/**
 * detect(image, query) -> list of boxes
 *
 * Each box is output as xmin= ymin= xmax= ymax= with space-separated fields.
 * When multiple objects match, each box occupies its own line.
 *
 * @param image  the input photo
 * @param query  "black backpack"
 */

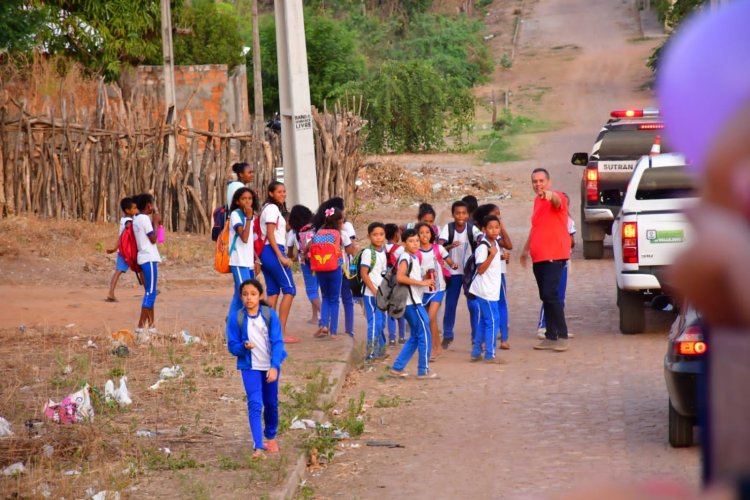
xmin=461 ymin=240 xmax=491 ymax=299
xmin=446 ymin=222 xmax=478 ymax=252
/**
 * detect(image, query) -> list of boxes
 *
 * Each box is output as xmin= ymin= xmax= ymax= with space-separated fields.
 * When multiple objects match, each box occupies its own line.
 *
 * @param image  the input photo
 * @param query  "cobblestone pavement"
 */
xmin=301 ymin=0 xmax=700 ymax=497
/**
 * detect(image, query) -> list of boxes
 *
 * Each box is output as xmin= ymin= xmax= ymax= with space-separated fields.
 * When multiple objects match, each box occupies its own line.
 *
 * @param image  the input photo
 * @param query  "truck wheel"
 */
xmin=669 ymin=399 xmax=694 ymax=447
xmin=583 ymin=240 xmax=604 ymax=259
xmin=617 ymin=288 xmax=645 ymax=334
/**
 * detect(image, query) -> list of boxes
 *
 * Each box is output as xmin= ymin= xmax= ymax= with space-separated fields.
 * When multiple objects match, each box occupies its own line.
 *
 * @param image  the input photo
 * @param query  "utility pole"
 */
xmin=160 ymin=0 xmax=177 ymax=171
xmin=252 ymin=0 xmax=265 ymax=173
xmin=274 ymin=0 xmax=319 ymax=210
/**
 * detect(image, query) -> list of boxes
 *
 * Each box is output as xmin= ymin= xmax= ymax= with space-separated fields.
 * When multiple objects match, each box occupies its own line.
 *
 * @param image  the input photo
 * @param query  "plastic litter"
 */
xmin=111 ymin=345 xmax=129 ymax=358
xmin=159 ymin=447 xmax=171 ymax=456
xmin=43 ymin=385 xmax=95 ymax=424
xmin=289 ymin=416 xmax=317 ymax=430
xmin=92 ymin=491 xmax=121 ymax=500
xmin=104 ymin=377 xmax=132 ymax=407
xmin=110 ymin=329 xmax=135 ymax=345
xmin=149 ymin=365 xmax=184 ymax=390
xmin=42 ymin=444 xmax=54 ymax=458
xmin=25 ymin=419 xmax=43 ymax=435
xmin=86 ymin=339 xmax=98 ymax=349
xmin=0 ymin=416 xmax=13 ymax=437
xmin=2 ymin=462 xmax=25 ymax=476
xmin=63 ymin=468 xmax=81 ymax=476
xmin=65 ymin=323 xmax=76 ymax=329
xmin=180 ymin=330 xmax=200 ymax=345
xmin=332 ymin=429 xmax=350 ymax=439
xmin=135 ymin=430 xmax=157 ymax=438
xmin=63 ymin=364 xmax=73 ymax=375
xmin=18 ymin=324 xmax=26 ymax=334
xmin=218 ymin=395 xmax=239 ymax=403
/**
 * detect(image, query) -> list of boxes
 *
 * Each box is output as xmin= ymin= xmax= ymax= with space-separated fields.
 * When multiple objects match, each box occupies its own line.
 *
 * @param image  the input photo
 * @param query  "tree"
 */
xmin=251 ymin=10 xmax=365 ymax=113
xmin=172 ymin=0 xmax=245 ymax=68
xmin=648 ymin=0 xmax=708 ymax=73
xmin=360 ymin=60 xmax=474 ymax=153
xmin=0 ymin=0 xmax=47 ymax=54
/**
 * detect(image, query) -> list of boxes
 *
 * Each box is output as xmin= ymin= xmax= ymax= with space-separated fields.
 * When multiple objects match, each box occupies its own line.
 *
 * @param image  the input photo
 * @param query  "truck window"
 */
xmin=598 ymin=128 xmax=671 ymax=160
xmin=635 ymin=166 xmax=696 ymax=200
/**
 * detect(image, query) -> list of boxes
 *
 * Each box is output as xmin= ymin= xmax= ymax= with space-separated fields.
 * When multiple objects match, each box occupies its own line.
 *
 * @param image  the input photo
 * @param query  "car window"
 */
xmin=598 ymin=128 xmax=671 ymax=160
xmin=635 ymin=166 xmax=696 ymax=200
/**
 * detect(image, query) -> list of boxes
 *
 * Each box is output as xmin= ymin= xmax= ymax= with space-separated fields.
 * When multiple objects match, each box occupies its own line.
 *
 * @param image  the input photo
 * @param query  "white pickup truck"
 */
xmin=612 ymin=153 xmax=698 ymax=334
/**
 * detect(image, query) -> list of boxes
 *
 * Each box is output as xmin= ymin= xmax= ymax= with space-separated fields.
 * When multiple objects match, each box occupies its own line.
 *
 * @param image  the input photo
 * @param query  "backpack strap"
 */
xmin=467 ymin=222 xmax=477 ymax=251
xmin=447 ymin=222 xmax=455 ymax=246
xmin=228 ymin=209 xmax=244 ymax=256
xmin=236 ymin=308 xmax=244 ymax=332
xmin=237 ymin=306 xmax=272 ymax=333
xmin=405 ymin=256 xmax=417 ymax=305
xmin=432 ymin=244 xmax=445 ymax=267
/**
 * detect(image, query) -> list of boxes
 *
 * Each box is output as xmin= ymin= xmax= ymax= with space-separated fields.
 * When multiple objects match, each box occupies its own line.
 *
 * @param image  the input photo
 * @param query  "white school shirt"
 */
xmin=469 ymin=239 xmax=503 ymax=301
xmin=360 ymin=247 xmax=387 ymax=297
xmin=226 ymin=181 xmax=245 ymax=208
xmin=343 ymin=221 xmax=356 ymax=241
xmin=260 ymin=204 xmax=286 ymax=248
xmin=398 ymin=253 xmax=424 ymax=305
xmin=132 ymin=214 xmax=161 ymax=265
xmin=246 ymin=312 xmax=271 ymax=371
xmin=418 ymin=245 xmax=449 ymax=292
xmin=439 ymin=223 xmax=482 ymax=275
xmin=229 ymin=210 xmax=254 ymax=268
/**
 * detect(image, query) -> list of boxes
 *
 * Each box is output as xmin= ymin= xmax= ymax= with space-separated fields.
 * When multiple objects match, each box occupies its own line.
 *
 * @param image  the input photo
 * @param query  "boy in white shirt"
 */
xmin=132 ymin=193 xmax=162 ymax=339
xmin=438 ymin=200 xmax=482 ymax=348
xmin=469 ymin=215 xmax=508 ymax=364
xmin=360 ymin=223 xmax=388 ymax=361
xmin=105 ymin=197 xmax=139 ymax=302
xmin=388 ymin=229 xmax=438 ymax=379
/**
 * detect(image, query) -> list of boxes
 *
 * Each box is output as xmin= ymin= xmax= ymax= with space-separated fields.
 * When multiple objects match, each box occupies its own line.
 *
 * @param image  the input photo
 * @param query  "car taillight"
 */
xmin=638 ymin=123 xmax=665 ymax=130
xmin=586 ymin=168 xmax=599 ymax=202
xmin=675 ymin=325 xmax=707 ymax=356
xmin=622 ymin=221 xmax=638 ymax=264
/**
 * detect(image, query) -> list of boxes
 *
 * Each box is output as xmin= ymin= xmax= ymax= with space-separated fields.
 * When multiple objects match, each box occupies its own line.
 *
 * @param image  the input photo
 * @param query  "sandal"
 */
xmin=265 ymin=439 xmax=280 ymax=453
xmin=500 ymin=342 xmax=511 ymax=350
xmin=387 ymin=370 xmax=408 ymax=379
xmin=251 ymin=449 xmax=267 ymax=461
xmin=105 ymin=297 xmax=117 ymax=303
xmin=416 ymin=373 xmax=440 ymax=380
xmin=284 ymin=335 xmax=300 ymax=344
xmin=313 ymin=327 xmax=329 ymax=339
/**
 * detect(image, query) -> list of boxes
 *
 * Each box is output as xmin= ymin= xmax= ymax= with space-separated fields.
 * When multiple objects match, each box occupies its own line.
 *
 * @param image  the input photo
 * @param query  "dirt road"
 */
xmin=302 ymin=0 xmax=700 ymax=498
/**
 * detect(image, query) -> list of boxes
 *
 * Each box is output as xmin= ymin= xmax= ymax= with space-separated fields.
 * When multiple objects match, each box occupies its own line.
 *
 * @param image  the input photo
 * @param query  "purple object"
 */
xmin=656 ymin=1 xmax=750 ymax=173
xmin=157 ymin=225 xmax=165 ymax=244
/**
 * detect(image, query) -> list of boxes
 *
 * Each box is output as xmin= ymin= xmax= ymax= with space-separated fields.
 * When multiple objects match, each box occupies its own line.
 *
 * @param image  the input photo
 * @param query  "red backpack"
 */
xmin=432 ymin=244 xmax=452 ymax=279
xmin=118 ymin=221 xmax=141 ymax=273
xmin=252 ymin=204 xmax=279 ymax=256
xmin=386 ymin=244 xmax=401 ymax=268
xmin=309 ymin=229 xmax=342 ymax=272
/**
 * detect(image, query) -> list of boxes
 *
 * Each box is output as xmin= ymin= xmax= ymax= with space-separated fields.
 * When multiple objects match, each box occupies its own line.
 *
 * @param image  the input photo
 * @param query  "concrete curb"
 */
xmin=274 ymin=338 xmax=360 ymax=500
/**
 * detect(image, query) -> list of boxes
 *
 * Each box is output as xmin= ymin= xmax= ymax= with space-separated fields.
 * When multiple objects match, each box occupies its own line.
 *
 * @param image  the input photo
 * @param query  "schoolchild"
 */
xmin=359 ymin=222 xmax=388 ymax=360
xmin=228 ymin=187 xmax=260 ymax=313
xmin=537 ymin=193 xmax=576 ymax=339
xmin=258 ymin=181 xmax=299 ymax=343
xmin=405 ymin=203 xmax=439 ymax=237
xmin=384 ymin=223 xmax=406 ymax=345
xmin=287 ymin=205 xmax=321 ymax=325
xmin=388 ymin=229 xmax=438 ymax=380
xmin=438 ymin=200 xmax=482 ymax=348
xmin=132 ymin=193 xmax=162 ymax=339
xmin=415 ymin=222 xmax=457 ymax=360
xmin=311 ymin=207 xmax=350 ymax=339
xmin=227 ymin=278 xmax=286 ymax=461
xmin=226 ymin=162 xmax=254 ymax=208
xmin=469 ymin=215 xmax=509 ymax=364
xmin=462 ymin=195 xmax=478 ymax=219
xmin=105 ymin=197 xmax=140 ymax=302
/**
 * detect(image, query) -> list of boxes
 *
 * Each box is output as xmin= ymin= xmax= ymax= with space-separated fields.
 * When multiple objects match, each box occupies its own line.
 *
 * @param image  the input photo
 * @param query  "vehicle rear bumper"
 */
xmin=617 ymin=272 xmax=662 ymax=290
xmin=664 ymin=359 xmax=702 ymax=418
xmin=583 ymin=207 xmax=615 ymax=222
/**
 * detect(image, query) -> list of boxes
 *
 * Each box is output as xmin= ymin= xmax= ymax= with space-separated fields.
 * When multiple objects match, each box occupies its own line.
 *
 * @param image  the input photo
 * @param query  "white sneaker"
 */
xmin=148 ymin=327 xmax=159 ymax=335
xmin=536 ymin=327 xmax=546 ymax=340
xmin=135 ymin=328 xmax=150 ymax=344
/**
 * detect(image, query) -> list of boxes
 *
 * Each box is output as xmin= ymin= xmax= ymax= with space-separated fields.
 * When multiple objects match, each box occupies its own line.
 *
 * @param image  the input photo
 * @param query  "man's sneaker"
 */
xmin=388 ymin=339 xmax=396 ymax=347
xmin=536 ymin=327 xmax=546 ymax=340
xmin=567 ymin=332 xmax=575 ymax=339
xmin=135 ymin=328 xmax=150 ymax=344
xmin=148 ymin=327 xmax=159 ymax=336
xmin=533 ymin=339 xmax=557 ymax=350
xmin=553 ymin=339 xmax=570 ymax=352
xmin=441 ymin=338 xmax=452 ymax=350
xmin=470 ymin=355 xmax=482 ymax=362
xmin=398 ymin=337 xmax=406 ymax=345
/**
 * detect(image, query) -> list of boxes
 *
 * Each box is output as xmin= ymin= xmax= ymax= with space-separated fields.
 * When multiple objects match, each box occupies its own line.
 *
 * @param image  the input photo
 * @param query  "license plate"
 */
xmin=645 ymin=229 xmax=684 ymax=243
xmin=599 ymin=161 xmax=635 ymax=171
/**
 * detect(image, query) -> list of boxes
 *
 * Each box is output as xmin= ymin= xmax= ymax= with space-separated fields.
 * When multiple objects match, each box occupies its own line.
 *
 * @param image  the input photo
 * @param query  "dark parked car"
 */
xmin=664 ymin=302 xmax=706 ymax=447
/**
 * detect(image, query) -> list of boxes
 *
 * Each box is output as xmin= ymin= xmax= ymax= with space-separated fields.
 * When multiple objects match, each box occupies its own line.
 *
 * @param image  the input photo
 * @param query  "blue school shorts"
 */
xmin=116 ymin=254 xmax=129 ymax=273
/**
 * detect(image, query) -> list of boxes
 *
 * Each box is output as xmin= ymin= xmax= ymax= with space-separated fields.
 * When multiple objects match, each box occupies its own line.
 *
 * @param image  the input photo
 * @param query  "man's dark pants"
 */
xmin=532 ymin=260 xmax=569 ymax=340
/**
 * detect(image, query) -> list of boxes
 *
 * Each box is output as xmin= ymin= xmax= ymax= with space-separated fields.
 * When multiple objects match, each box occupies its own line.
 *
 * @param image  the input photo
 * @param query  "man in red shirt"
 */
xmin=520 ymin=168 xmax=571 ymax=352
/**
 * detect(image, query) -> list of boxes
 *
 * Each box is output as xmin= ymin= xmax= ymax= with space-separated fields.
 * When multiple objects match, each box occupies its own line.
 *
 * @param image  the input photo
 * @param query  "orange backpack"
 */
xmin=214 ymin=210 xmax=244 ymax=273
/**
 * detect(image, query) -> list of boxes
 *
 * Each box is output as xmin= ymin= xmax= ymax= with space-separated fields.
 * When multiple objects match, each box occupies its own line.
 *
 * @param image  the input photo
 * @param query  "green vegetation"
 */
xmin=467 ymin=111 xmax=559 ymax=163
xmin=648 ymin=0 xmax=707 ymax=72
xmin=142 ymin=448 xmax=202 ymax=471
xmin=374 ymin=394 xmax=410 ymax=408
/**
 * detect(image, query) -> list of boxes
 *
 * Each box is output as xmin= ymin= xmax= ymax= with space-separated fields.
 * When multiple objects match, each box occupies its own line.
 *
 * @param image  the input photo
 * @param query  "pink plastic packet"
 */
xmin=157 ymin=225 xmax=165 ymax=244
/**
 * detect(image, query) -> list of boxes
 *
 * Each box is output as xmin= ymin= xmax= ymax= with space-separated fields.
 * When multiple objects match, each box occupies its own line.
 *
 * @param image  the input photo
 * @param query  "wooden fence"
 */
xmin=0 ymin=86 xmax=366 ymax=232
